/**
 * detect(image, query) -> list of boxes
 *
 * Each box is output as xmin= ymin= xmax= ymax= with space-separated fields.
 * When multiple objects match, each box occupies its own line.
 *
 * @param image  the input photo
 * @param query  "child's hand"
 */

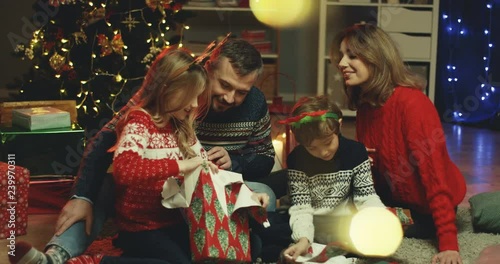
xmin=177 ymin=157 xmax=205 ymax=175
xmin=283 ymin=238 xmax=310 ymax=262
xmin=207 ymin=161 xmax=219 ymax=174
xmin=252 ymin=192 xmax=270 ymax=208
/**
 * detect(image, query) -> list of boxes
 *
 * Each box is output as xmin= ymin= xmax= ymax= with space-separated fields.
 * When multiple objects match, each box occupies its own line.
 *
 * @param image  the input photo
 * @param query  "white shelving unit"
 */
xmin=317 ymin=0 xmax=440 ymax=117
xmin=182 ymin=5 xmax=280 ymax=101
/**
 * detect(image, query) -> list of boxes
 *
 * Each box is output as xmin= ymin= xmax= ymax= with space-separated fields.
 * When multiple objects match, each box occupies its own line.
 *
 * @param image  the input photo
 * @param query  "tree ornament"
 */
xmin=97 ymin=34 xmax=113 ymax=57
xmin=142 ymin=45 xmax=162 ymax=64
xmin=25 ymin=48 xmax=35 ymax=60
xmin=121 ymin=12 xmax=140 ymax=32
xmin=43 ymin=42 xmax=56 ymax=55
xmin=97 ymin=34 xmax=125 ymax=57
xmin=81 ymin=7 xmax=106 ymax=28
xmin=49 ymin=53 xmax=66 ymax=71
xmin=72 ymin=31 xmax=88 ymax=45
xmin=111 ymin=34 xmax=125 ymax=55
xmin=146 ymin=0 xmax=183 ymax=11
xmin=145 ymin=0 xmax=161 ymax=10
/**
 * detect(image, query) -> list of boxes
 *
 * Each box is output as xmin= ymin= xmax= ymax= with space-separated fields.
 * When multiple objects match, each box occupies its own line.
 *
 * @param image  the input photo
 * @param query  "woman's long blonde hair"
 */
xmin=113 ymin=47 xmax=210 ymax=158
xmin=330 ymin=23 xmax=427 ymax=110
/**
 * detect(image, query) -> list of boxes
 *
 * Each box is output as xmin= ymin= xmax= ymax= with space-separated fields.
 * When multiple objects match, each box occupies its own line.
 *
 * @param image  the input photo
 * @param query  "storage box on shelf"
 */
xmin=317 ymin=0 xmax=439 ymax=116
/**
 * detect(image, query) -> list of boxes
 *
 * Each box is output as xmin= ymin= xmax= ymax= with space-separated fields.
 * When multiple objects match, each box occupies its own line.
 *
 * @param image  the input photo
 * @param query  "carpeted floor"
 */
xmin=360 ymin=207 xmax=500 ymax=264
xmin=84 ymin=207 xmax=500 ymax=264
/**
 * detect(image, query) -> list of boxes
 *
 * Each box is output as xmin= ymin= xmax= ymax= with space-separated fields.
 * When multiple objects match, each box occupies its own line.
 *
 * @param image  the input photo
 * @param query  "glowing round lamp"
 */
xmin=249 ymin=0 xmax=312 ymax=28
xmin=349 ymin=207 xmax=403 ymax=257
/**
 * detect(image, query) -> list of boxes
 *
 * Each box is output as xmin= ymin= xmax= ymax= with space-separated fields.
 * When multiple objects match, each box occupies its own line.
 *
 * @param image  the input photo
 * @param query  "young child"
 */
xmin=109 ymin=46 xmax=270 ymax=263
xmin=330 ymin=23 xmax=466 ymax=264
xmin=107 ymin=47 xmax=214 ymax=263
xmin=281 ymin=95 xmax=385 ymax=261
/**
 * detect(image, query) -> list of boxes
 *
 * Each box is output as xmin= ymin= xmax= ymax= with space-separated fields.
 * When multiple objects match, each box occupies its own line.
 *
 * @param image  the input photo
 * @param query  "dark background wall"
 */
xmin=435 ymin=0 xmax=500 ymax=124
xmin=0 ymin=1 xmax=35 ymax=100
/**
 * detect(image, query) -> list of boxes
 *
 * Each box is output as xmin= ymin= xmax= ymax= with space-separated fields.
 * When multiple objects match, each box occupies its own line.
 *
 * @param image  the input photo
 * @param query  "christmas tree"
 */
xmin=10 ymin=0 xmax=193 ymax=130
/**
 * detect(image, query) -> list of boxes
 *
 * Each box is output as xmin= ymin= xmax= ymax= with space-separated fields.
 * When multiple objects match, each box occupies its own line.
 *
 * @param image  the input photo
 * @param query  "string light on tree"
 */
xmin=11 ymin=0 xmax=193 ymax=129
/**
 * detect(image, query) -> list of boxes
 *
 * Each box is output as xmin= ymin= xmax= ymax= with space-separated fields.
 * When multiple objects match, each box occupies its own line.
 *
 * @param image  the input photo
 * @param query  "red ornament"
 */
xmin=67 ymin=70 xmax=77 ymax=80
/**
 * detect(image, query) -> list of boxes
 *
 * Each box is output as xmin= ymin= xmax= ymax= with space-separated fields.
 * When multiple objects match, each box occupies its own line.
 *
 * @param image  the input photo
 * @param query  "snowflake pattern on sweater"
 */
xmin=112 ymin=110 xmax=206 ymax=232
xmin=287 ymin=136 xmax=385 ymax=244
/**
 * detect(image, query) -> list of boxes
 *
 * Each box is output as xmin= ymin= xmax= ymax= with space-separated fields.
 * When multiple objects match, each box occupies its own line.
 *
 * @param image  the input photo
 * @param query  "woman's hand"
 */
xmin=283 ymin=238 xmax=310 ymax=263
xmin=252 ymin=192 xmax=270 ymax=209
xmin=432 ymin=250 xmax=463 ymax=264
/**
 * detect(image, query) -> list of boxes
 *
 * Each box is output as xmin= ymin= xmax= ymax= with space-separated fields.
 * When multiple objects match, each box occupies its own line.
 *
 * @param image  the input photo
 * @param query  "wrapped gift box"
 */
xmin=12 ymin=106 xmax=71 ymax=131
xmin=161 ymin=166 xmax=268 ymax=262
xmin=0 ymin=162 xmax=29 ymax=239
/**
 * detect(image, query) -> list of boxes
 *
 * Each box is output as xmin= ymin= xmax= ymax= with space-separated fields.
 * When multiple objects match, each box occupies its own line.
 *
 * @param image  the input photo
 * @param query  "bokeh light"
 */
xmin=249 ymin=0 xmax=313 ymax=28
xmin=350 ymin=207 xmax=403 ymax=256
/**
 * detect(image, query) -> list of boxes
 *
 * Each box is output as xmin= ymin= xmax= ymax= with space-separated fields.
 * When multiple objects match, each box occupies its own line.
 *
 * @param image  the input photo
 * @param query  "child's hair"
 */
xmin=113 ymin=47 xmax=210 ymax=158
xmin=289 ymin=96 xmax=343 ymax=147
xmin=330 ymin=23 xmax=427 ymax=110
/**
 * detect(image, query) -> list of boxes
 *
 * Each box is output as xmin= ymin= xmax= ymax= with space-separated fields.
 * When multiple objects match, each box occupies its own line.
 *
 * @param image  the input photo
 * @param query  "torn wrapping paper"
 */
xmin=288 ymin=243 xmax=357 ymax=264
xmin=161 ymin=164 xmax=269 ymax=262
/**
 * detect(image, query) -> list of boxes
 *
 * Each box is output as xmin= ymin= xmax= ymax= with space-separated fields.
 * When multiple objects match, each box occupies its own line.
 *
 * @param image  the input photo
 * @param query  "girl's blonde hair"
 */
xmin=290 ymin=96 xmax=343 ymax=147
xmin=114 ymin=47 xmax=210 ymax=158
xmin=330 ymin=23 xmax=427 ymax=110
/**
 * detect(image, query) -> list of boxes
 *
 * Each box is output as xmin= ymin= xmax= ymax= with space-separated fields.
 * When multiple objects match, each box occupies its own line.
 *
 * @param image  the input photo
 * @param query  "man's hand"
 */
xmin=283 ymin=237 xmax=310 ymax=263
xmin=207 ymin=146 xmax=232 ymax=170
xmin=55 ymin=198 xmax=93 ymax=236
xmin=432 ymin=250 xmax=463 ymax=264
xmin=252 ymin=192 xmax=270 ymax=209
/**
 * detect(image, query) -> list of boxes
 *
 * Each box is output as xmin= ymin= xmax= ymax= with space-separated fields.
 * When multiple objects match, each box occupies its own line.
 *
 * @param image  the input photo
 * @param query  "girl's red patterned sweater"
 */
xmin=112 ymin=110 xmax=205 ymax=232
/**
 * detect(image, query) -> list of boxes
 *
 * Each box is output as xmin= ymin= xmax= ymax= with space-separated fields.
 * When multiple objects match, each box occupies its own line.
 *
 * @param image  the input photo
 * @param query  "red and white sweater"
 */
xmin=356 ymin=87 xmax=466 ymax=252
xmin=112 ymin=110 xmax=206 ymax=232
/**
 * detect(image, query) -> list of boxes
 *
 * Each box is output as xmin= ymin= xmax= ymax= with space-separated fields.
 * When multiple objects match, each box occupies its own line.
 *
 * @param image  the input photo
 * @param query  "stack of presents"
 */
xmin=0 ymin=101 xmax=80 ymax=238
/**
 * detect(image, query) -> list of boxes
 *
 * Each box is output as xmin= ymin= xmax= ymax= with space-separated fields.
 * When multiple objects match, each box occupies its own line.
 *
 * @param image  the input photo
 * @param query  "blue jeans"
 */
xmin=45 ymin=175 xmax=115 ymax=257
xmin=45 ymin=175 xmax=276 ymax=258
